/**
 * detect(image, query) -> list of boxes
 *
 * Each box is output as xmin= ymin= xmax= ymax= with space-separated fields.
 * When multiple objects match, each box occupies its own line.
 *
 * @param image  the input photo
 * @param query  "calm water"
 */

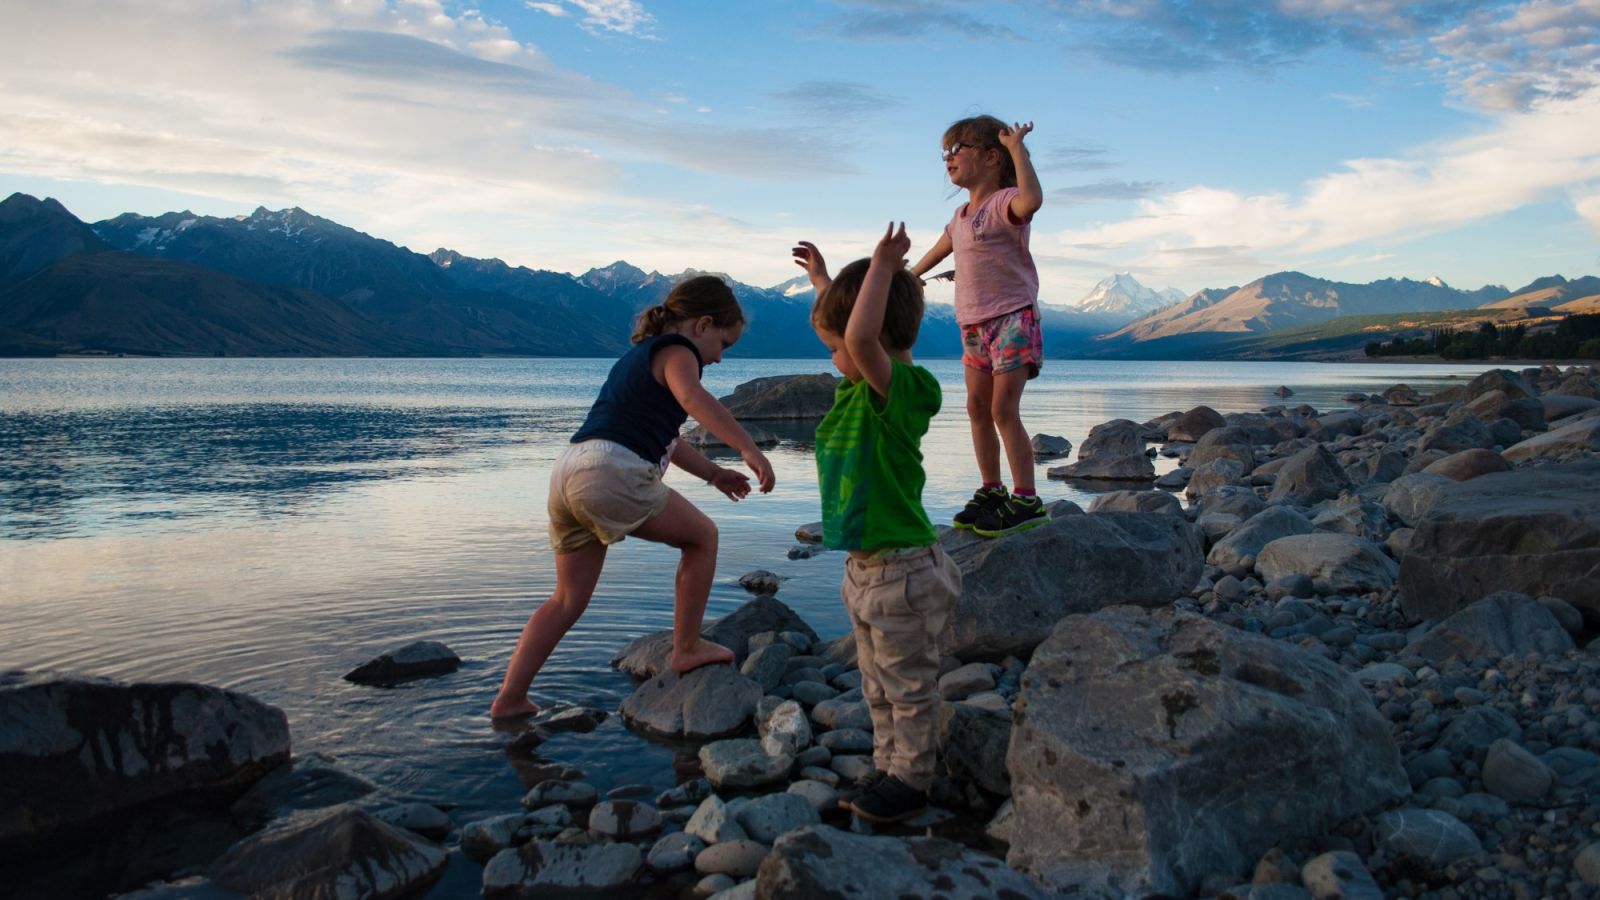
xmin=0 ymin=356 xmax=1500 ymax=893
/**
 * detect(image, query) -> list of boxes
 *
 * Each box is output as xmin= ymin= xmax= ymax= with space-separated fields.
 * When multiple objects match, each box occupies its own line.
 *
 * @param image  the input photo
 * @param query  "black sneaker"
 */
xmin=972 ymin=494 xmax=1048 ymax=538
xmin=952 ymin=486 xmax=1008 ymax=530
xmin=835 ymin=770 xmax=885 ymax=809
xmin=845 ymin=774 xmax=927 ymax=824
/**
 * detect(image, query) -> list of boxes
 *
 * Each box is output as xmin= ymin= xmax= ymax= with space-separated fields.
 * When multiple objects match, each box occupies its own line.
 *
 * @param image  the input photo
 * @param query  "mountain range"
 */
xmin=1 ymin=191 xmax=1594 ymax=360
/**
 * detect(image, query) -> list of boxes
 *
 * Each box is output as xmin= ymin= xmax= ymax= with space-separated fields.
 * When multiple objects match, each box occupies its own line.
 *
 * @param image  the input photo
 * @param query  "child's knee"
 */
xmin=966 ymin=392 xmax=992 ymax=420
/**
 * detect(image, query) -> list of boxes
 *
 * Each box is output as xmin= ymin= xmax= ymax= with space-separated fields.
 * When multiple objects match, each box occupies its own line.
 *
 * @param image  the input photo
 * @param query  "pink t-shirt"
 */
xmin=946 ymin=186 xmax=1039 ymax=326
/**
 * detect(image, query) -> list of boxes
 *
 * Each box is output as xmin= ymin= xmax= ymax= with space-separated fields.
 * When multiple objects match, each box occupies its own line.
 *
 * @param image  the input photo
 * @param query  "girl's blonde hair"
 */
xmin=943 ymin=115 xmax=1016 ymax=189
xmin=631 ymin=275 xmax=745 ymax=344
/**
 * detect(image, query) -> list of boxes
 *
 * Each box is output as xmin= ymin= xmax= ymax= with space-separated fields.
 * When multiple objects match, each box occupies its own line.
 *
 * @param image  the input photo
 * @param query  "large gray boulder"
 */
xmin=1206 ymin=506 xmax=1314 ymax=572
xmin=1006 ymin=608 xmax=1407 ymax=898
xmin=1048 ymin=419 xmax=1154 ymax=481
xmin=1256 ymin=533 xmax=1399 ymax=594
xmin=717 ymin=373 xmax=839 ymax=419
xmin=938 ymin=700 xmax=1012 ymax=796
xmin=1268 ymin=443 xmax=1352 ymax=506
xmin=1188 ymin=425 xmax=1258 ymax=474
xmin=0 ymin=672 xmax=290 ymax=849
xmin=937 ymin=512 xmax=1205 ymax=659
xmin=611 ymin=596 xmax=818 ymax=677
xmin=1167 ymin=406 xmax=1227 ymax=443
xmin=1467 ymin=368 xmax=1536 ymax=401
xmin=1397 ymin=463 xmax=1600 ymax=621
xmin=1417 ymin=409 xmax=1495 ymax=455
xmin=1401 ymin=592 xmax=1575 ymax=663
xmin=756 ymin=825 xmax=1051 ymax=899
xmin=209 ymin=804 xmax=447 ymax=899
xmin=619 ymin=665 xmax=761 ymax=740
xmin=1503 ymin=416 xmax=1600 ymax=463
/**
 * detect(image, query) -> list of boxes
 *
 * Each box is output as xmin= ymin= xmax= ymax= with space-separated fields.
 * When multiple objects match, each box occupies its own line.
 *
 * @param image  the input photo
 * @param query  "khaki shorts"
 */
xmin=547 ymin=439 xmax=670 ymax=553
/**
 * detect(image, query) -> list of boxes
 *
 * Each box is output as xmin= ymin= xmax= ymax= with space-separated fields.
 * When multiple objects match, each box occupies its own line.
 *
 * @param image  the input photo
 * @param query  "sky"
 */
xmin=3 ymin=0 xmax=1599 ymax=307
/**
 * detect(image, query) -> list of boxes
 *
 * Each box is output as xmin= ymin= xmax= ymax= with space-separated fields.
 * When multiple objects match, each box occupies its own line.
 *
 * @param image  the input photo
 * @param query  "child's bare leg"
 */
xmin=991 ymin=369 xmax=1035 ymax=493
xmin=489 ymin=540 xmax=607 ymax=717
xmin=964 ymin=366 xmax=1003 ymax=486
xmin=631 ymin=489 xmax=734 ymax=673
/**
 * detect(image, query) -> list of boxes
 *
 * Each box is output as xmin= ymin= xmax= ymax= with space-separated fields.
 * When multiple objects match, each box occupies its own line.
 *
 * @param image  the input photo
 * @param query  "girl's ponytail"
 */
xmin=630 ymin=275 xmax=745 ymax=343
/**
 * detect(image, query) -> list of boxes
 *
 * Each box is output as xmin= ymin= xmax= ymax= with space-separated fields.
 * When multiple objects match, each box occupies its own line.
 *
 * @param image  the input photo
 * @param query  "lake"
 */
xmin=0 ymin=355 xmax=1502 ymax=895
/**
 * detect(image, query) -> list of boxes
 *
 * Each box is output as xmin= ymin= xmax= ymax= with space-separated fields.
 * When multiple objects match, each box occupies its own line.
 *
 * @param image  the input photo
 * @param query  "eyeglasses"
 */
xmin=941 ymin=142 xmax=975 ymax=161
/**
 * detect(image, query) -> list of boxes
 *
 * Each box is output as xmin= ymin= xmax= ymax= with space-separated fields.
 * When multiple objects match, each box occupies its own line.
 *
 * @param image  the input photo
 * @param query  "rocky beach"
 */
xmin=6 ymin=364 xmax=1600 ymax=899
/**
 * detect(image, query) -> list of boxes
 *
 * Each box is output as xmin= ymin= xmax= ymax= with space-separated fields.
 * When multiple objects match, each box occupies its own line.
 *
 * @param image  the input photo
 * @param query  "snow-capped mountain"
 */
xmin=1072 ymin=272 xmax=1186 ymax=320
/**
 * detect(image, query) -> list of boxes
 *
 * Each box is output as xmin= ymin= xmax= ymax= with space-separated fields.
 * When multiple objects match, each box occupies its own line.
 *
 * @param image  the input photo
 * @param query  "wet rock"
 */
xmin=1031 ymin=433 xmax=1072 ymax=458
xmin=794 ymin=522 xmax=824 ymax=544
xmin=732 ymin=793 xmax=818 ymax=844
xmin=683 ymin=423 xmax=778 ymax=450
xmin=1156 ymin=467 xmax=1192 ymax=489
xmin=717 ymin=373 xmax=839 ymax=420
xmin=1 ymin=671 xmax=290 ymax=847
xmin=373 ymin=802 xmax=452 ymax=842
xmin=619 ymin=665 xmax=761 ymax=741
xmin=482 ymin=839 xmax=641 ymax=897
xmin=343 ymin=640 xmax=460 ymax=684
xmin=698 ymin=739 xmax=793 ymax=791
xmin=522 ymin=781 xmax=597 ymax=808
xmin=1006 ymin=608 xmax=1407 ymax=898
xmin=587 ymin=800 xmax=662 ymax=839
xmin=210 ymin=805 xmax=446 ymax=899
xmin=1256 ymin=533 xmax=1399 ymax=594
xmin=756 ymin=825 xmax=1050 ymax=899
xmin=737 ymin=570 xmax=781 ymax=596
xmin=937 ymin=512 xmax=1204 ymax=659
xmin=229 ymin=752 xmax=379 ymax=820
xmin=1048 ymin=418 xmax=1154 ymax=480
xmin=611 ymin=596 xmax=819 ymax=677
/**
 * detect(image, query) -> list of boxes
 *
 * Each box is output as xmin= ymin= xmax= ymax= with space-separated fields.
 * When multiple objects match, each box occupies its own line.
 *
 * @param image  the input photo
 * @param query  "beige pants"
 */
xmin=547 ymin=439 xmax=670 ymax=553
xmin=841 ymin=544 xmax=962 ymax=790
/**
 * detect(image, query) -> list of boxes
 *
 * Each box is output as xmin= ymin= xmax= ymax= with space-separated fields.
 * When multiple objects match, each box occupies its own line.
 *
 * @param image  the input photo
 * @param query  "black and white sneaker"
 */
xmin=952 ymin=486 xmax=1007 ymax=530
xmin=973 ymin=494 xmax=1047 ymax=538
xmin=845 ymin=774 xmax=928 ymax=824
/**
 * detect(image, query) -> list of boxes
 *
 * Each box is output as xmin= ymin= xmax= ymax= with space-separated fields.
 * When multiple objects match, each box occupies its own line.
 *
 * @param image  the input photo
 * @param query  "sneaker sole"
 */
xmin=845 ymin=800 xmax=928 ymax=825
xmin=951 ymin=520 xmax=977 ymax=531
xmin=972 ymin=516 xmax=1048 ymax=539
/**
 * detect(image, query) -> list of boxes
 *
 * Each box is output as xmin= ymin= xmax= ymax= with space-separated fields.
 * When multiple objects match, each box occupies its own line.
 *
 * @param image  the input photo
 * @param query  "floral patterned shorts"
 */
xmin=961 ymin=305 xmax=1043 ymax=378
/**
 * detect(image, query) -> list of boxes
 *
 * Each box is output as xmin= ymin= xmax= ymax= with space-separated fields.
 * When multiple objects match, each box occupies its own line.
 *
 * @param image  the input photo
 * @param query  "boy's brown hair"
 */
xmin=811 ymin=258 xmax=924 ymax=351
xmin=944 ymin=114 xmax=1016 ymax=189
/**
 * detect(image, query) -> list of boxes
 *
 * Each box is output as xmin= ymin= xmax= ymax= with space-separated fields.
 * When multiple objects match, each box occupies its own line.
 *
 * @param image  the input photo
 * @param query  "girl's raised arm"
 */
xmin=999 ymin=121 xmax=1042 ymax=223
xmin=658 ymin=347 xmax=776 ymax=493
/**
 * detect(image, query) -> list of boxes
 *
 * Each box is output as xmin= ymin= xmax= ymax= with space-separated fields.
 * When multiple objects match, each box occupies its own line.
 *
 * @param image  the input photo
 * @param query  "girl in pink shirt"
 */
xmin=910 ymin=115 xmax=1046 ymax=537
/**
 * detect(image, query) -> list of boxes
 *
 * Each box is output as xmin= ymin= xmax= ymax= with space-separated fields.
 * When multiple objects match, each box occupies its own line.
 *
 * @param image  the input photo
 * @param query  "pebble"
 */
xmin=693 ymin=839 xmax=770 ymax=878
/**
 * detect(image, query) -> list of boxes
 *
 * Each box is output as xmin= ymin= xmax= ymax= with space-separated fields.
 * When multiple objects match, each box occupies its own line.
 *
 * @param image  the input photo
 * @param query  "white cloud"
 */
xmin=526 ymin=2 xmax=568 ymax=16
xmin=567 ymin=0 xmax=656 ymax=36
xmin=1577 ymin=192 xmax=1600 ymax=235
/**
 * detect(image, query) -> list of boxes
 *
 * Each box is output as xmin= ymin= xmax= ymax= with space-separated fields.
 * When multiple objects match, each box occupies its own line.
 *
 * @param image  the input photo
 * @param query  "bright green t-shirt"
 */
xmin=814 ymin=359 xmax=941 ymax=551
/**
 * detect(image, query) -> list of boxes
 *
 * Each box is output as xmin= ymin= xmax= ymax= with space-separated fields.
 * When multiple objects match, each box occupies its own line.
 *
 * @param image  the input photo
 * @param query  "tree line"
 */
xmin=1365 ymin=315 xmax=1600 ymax=360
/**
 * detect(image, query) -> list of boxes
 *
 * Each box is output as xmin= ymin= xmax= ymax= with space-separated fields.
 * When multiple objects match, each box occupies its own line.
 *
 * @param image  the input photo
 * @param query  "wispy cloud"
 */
xmin=1039 ymin=143 xmax=1119 ymax=173
xmin=771 ymin=81 xmax=897 ymax=120
xmin=1055 ymin=179 xmax=1163 ymax=204
xmin=809 ymin=0 xmax=1024 ymax=42
xmin=527 ymin=0 xmax=656 ymax=37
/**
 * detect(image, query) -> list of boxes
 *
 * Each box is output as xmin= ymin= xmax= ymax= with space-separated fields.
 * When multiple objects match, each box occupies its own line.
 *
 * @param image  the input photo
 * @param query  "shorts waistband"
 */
xmin=847 ymin=544 xmax=941 ymax=570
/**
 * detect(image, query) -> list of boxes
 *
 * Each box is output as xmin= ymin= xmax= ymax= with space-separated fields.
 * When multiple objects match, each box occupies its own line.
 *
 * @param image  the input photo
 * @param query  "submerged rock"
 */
xmin=619 ymin=665 xmax=760 ymax=741
xmin=343 ymin=640 xmax=460 ymax=684
xmin=209 ymin=805 xmax=447 ymax=899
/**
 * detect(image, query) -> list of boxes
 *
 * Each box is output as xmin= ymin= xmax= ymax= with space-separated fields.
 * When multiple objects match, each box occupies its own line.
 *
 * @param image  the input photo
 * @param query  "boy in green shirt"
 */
xmin=791 ymin=223 xmax=963 ymax=823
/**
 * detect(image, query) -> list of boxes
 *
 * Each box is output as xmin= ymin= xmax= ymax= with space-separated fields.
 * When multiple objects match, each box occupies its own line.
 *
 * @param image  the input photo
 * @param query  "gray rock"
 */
xmin=1256 ymin=533 xmax=1399 ymax=594
xmin=1006 ymin=608 xmax=1407 ymax=898
xmin=1538 ymin=595 xmax=1585 ymax=636
xmin=1309 ymin=495 xmax=1390 ymax=543
xmin=937 ymin=511 xmax=1205 ymax=659
xmin=1156 ymin=467 xmax=1193 ymax=489
xmin=683 ymin=423 xmax=778 ymax=450
xmin=939 ymin=701 xmax=1012 ymax=796
xmin=685 ymin=795 xmax=747 ymax=844
xmin=1208 ymin=506 xmax=1314 ymax=572
xmin=1267 ymin=443 xmax=1351 ymax=506
xmin=738 ymin=643 xmax=792 ymax=693
xmin=482 ymin=839 xmax=641 ymax=896
xmin=1186 ymin=458 xmax=1246 ymax=500
xmin=1300 ymin=851 xmax=1382 ymax=900
xmin=619 ymin=665 xmax=761 ymax=741
xmin=694 ymin=840 xmax=769 ymax=878
xmin=1576 ymin=842 xmax=1600 ymax=886
xmin=1168 ymin=405 xmax=1227 ymax=443
xmin=708 ymin=879 xmax=757 ymax=900
xmin=1049 ymin=418 xmax=1154 ymax=480
xmin=694 ymin=873 xmax=738 ymax=897
xmin=373 ymin=802 xmax=452 ymax=841
xmin=1483 ymin=738 xmax=1555 ymax=802
xmin=1087 ymin=490 xmax=1185 ymax=517
xmin=210 ymin=805 xmax=446 ymax=899
xmin=1396 ymin=463 xmax=1600 ymax=621
xmin=460 ymin=812 xmax=526 ymax=864
xmin=1436 ymin=706 xmax=1523 ymax=755
xmin=732 ymin=793 xmax=819 ymax=844
xmin=611 ymin=596 xmax=819 ymax=677
xmin=737 ymin=570 xmax=781 ymax=596
xmin=818 ymin=728 xmax=873 ymax=753
xmin=1379 ymin=473 xmax=1457 ymax=527
xmin=757 ymin=699 xmax=812 ymax=758
xmin=755 ymin=825 xmax=1050 ymax=899
xmin=1418 ymin=408 xmax=1495 ymax=455
xmin=1401 ymin=591 xmax=1574 ymax=663
xmin=717 ymin=373 xmax=840 ymax=420
xmin=587 ymin=800 xmax=662 ymax=839
xmin=229 ymin=751 xmax=379 ymax=821
xmin=1031 ymin=433 xmax=1072 ymax=458
xmin=1189 ymin=425 xmax=1259 ymax=474
xmin=788 ymin=681 xmax=837 ymax=707
xmin=1373 ymin=808 xmax=1482 ymax=867
xmin=1504 ymin=415 xmax=1600 ymax=462
xmin=830 ymin=755 xmax=877 ymax=783
xmin=656 ymin=778 xmax=713 ymax=809
xmin=1357 ymin=447 xmax=1409 ymax=485
xmin=343 ymin=640 xmax=460 ymax=683
xmin=1543 ymin=394 xmax=1600 ymax=421
xmin=784 ymin=780 xmax=838 ymax=814
xmin=1 ymin=671 xmax=290 ymax=846
xmin=810 ymin=695 xmax=872 ymax=731
xmin=646 ymin=831 xmax=705 ymax=874
xmin=794 ymin=522 xmax=824 ymax=544
xmin=698 ymin=739 xmax=793 ymax=791
xmin=1423 ymin=448 xmax=1512 ymax=482
xmin=938 ymin=662 xmax=997 ymax=700
xmin=523 ymin=781 xmax=597 ymax=808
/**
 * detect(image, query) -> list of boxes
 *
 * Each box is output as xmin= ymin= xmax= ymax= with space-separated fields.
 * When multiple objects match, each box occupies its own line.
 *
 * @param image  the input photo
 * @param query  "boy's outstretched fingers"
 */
xmin=745 ymin=449 xmax=775 ymax=493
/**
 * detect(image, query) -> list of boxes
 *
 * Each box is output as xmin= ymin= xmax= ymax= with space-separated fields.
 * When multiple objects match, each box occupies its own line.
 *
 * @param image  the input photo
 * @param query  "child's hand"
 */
xmin=743 ymin=448 xmax=776 ymax=493
xmin=871 ymin=222 xmax=910 ymax=269
xmin=998 ymin=121 xmax=1033 ymax=152
xmin=708 ymin=466 xmax=752 ymax=501
xmin=792 ymin=241 xmax=829 ymax=283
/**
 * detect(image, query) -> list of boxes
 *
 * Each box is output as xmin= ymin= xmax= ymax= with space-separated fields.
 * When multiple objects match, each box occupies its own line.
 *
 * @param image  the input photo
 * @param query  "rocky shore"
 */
xmin=5 ymin=364 xmax=1600 ymax=899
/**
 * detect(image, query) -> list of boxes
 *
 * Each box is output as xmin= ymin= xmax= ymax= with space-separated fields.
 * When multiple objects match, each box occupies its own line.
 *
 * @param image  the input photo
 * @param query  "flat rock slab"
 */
xmin=619 ymin=665 xmax=761 ymax=741
xmin=209 ymin=804 xmax=447 ymax=899
xmin=756 ymin=824 xmax=1050 ymax=899
xmin=482 ymin=839 xmax=641 ymax=897
xmin=1402 ymin=591 xmax=1574 ymax=664
xmin=699 ymin=739 xmax=793 ymax=791
xmin=612 ymin=597 xmax=819 ymax=678
xmin=1396 ymin=462 xmax=1600 ymax=621
xmin=1006 ymin=607 xmax=1407 ymax=898
xmin=1256 ymin=532 xmax=1399 ymax=594
xmin=343 ymin=640 xmax=460 ymax=684
xmin=1 ymin=671 xmax=290 ymax=847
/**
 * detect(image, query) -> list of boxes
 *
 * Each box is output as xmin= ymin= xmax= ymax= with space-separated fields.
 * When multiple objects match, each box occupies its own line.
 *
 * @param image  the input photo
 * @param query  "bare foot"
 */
xmin=489 ymin=696 xmax=541 ymax=719
xmin=670 ymin=639 xmax=735 ymax=674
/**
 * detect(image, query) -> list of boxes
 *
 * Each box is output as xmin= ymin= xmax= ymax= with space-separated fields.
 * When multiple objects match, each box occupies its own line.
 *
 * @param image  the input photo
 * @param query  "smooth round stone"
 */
xmin=790 ymin=681 xmax=839 ymax=706
xmin=1575 ymin=842 xmax=1600 ymax=886
xmin=830 ymin=754 xmax=877 ymax=783
xmin=646 ymin=831 xmax=705 ymax=874
xmin=1484 ymin=739 xmax=1555 ymax=802
xmin=819 ymin=728 xmax=874 ymax=753
xmin=1375 ymin=808 xmax=1482 ymax=866
xmin=830 ymin=670 xmax=863 ymax=691
xmin=794 ymin=745 xmax=831 ymax=768
xmin=588 ymin=799 xmax=662 ymax=838
xmin=798 ymin=766 xmax=839 ymax=786
xmin=523 ymin=780 xmax=598 ymax=808
xmin=373 ymin=802 xmax=452 ymax=841
xmin=786 ymin=780 xmax=840 ymax=814
xmin=733 ymin=792 xmax=820 ymax=843
xmin=694 ymin=873 xmax=738 ymax=897
xmin=694 ymin=839 xmax=770 ymax=878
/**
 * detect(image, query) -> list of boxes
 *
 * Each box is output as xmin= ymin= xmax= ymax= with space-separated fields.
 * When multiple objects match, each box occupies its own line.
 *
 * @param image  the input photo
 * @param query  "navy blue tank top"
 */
xmin=571 ymin=333 xmax=704 ymax=464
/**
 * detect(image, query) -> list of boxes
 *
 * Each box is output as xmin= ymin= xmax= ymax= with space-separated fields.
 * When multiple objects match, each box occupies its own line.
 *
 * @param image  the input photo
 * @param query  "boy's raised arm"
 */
xmin=844 ymin=222 xmax=910 ymax=399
